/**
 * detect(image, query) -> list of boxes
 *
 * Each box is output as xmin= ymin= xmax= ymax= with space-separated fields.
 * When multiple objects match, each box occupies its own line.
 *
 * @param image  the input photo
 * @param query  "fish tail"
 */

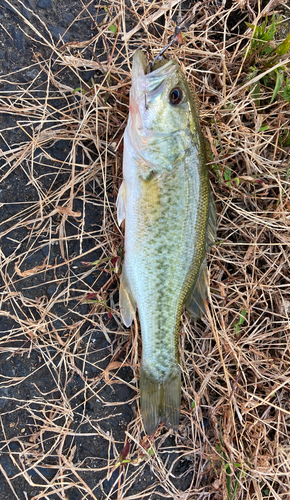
xmin=140 ymin=364 xmax=181 ymax=435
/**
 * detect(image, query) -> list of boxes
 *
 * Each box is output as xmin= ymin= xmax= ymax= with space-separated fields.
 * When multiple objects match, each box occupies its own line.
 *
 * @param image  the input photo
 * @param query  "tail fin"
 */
xmin=140 ymin=365 xmax=181 ymax=435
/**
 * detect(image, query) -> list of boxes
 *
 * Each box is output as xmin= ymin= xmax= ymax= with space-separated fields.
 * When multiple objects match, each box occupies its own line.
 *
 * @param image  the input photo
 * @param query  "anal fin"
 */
xmin=140 ymin=365 xmax=181 ymax=435
xmin=185 ymin=258 xmax=208 ymax=320
xmin=119 ymin=268 xmax=136 ymax=327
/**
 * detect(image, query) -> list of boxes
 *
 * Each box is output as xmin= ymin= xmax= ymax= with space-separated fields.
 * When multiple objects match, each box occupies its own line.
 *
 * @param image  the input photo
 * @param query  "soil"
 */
xmin=0 ymin=1 xmax=194 ymax=499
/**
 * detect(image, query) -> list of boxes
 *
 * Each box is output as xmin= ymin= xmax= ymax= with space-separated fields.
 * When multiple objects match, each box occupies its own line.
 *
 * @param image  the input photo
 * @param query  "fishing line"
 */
xmin=148 ymin=1 xmax=190 ymax=72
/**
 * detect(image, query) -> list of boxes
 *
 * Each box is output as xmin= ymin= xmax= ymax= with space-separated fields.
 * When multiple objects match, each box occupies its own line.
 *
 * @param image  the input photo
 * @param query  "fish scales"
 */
xmin=117 ymin=50 xmax=216 ymax=434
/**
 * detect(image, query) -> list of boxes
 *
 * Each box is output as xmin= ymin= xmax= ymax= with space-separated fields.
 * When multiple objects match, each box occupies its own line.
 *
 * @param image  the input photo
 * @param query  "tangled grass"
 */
xmin=0 ymin=0 xmax=290 ymax=498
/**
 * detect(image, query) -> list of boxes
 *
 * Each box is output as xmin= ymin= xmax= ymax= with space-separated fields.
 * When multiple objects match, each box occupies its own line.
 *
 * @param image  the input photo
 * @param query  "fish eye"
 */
xmin=169 ymin=87 xmax=183 ymax=105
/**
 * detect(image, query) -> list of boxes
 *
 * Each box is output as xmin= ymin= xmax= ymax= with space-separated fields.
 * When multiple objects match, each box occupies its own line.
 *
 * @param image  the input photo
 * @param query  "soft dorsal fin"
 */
xmin=207 ymin=191 xmax=217 ymax=248
xmin=185 ymin=192 xmax=217 ymax=319
xmin=185 ymin=257 xmax=208 ymax=319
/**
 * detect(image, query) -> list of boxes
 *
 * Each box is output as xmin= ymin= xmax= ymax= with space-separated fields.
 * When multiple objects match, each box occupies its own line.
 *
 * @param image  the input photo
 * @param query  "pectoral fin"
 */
xmin=119 ymin=268 xmax=136 ymax=327
xmin=185 ymin=258 xmax=208 ymax=319
xmin=116 ymin=181 xmax=127 ymax=225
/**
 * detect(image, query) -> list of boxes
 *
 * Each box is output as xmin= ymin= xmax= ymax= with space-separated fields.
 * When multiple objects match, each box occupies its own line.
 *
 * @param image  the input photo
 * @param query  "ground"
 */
xmin=0 ymin=0 xmax=290 ymax=499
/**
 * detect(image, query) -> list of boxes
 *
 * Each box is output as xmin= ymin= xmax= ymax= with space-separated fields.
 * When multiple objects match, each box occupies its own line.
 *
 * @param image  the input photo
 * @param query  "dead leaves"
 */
xmin=55 ymin=205 xmax=81 ymax=218
xmin=15 ymin=256 xmax=52 ymax=277
xmin=103 ymin=360 xmax=130 ymax=384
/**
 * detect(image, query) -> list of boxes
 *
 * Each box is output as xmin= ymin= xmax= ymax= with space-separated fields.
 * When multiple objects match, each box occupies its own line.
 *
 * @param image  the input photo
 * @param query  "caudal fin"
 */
xmin=140 ymin=365 xmax=181 ymax=435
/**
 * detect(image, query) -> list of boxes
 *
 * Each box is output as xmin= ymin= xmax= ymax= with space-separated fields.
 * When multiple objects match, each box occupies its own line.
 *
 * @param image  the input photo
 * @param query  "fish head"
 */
xmin=127 ymin=50 xmax=198 ymax=174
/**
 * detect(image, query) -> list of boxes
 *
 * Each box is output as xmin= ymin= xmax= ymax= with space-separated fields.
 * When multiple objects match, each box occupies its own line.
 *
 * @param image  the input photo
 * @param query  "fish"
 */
xmin=116 ymin=50 xmax=216 ymax=434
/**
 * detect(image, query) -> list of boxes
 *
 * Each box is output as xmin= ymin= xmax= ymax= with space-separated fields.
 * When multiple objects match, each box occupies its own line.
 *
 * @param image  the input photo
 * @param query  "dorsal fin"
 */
xmin=207 ymin=191 xmax=217 ymax=248
xmin=185 ymin=192 xmax=216 ymax=319
xmin=185 ymin=257 xmax=208 ymax=319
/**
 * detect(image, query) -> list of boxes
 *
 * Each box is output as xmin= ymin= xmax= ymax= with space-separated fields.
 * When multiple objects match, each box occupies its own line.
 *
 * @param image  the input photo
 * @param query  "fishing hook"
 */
xmin=148 ymin=4 xmax=190 ymax=72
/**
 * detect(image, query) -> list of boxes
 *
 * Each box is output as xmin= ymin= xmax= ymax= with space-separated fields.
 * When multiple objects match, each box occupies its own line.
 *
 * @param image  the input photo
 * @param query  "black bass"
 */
xmin=117 ymin=50 xmax=216 ymax=434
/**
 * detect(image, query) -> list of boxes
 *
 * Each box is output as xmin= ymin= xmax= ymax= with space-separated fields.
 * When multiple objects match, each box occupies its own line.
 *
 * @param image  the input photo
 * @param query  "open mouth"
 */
xmin=132 ymin=50 xmax=175 ymax=80
xmin=147 ymin=56 xmax=170 ymax=74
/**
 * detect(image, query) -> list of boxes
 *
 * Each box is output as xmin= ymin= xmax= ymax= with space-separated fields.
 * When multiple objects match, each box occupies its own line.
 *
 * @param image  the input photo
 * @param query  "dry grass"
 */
xmin=0 ymin=0 xmax=290 ymax=499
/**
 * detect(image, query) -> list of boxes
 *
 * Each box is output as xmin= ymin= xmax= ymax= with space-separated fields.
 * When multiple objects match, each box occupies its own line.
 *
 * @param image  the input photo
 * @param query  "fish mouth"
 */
xmin=132 ymin=50 xmax=176 ymax=91
xmin=132 ymin=50 xmax=147 ymax=79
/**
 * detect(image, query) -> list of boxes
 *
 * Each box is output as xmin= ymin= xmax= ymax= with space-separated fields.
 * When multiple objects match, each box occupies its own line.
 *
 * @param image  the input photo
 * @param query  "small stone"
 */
xmin=96 ymin=11 xmax=106 ymax=25
xmin=87 ymin=4 xmax=95 ymax=15
xmin=22 ymin=4 xmax=32 ymax=20
xmin=14 ymin=30 xmax=25 ymax=51
xmin=26 ymin=69 xmax=39 ymax=79
xmin=80 ymin=303 xmax=89 ymax=316
xmin=37 ymin=0 xmax=52 ymax=8
xmin=27 ymin=466 xmax=56 ymax=480
xmin=54 ymin=139 xmax=68 ymax=150
xmin=48 ymin=25 xmax=70 ymax=43
xmin=1 ymin=0 xmax=17 ymax=14
xmin=47 ymin=283 xmax=58 ymax=297
xmin=83 ymin=69 xmax=94 ymax=82
xmin=51 ymin=319 xmax=64 ymax=331
xmin=0 ymin=387 xmax=8 ymax=409
xmin=41 ymin=245 xmax=49 ymax=257
xmin=62 ymin=12 xmax=75 ymax=25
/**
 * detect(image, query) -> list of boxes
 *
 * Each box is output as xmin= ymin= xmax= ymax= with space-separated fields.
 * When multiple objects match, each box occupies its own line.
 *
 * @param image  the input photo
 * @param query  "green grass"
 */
xmin=246 ymin=15 xmax=290 ymax=104
xmin=216 ymin=420 xmax=244 ymax=500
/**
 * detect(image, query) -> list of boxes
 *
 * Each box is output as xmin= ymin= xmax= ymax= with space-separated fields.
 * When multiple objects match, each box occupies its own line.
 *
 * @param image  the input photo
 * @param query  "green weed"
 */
xmin=109 ymin=440 xmax=156 ymax=479
xmin=279 ymin=128 xmax=290 ymax=148
xmin=246 ymin=15 xmax=290 ymax=104
xmin=217 ymin=420 xmax=243 ymax=500
xmin=211 ymin=163 xmax=240 ymax=188
xmin=234 ymin=309 xmax=246 ymax=334
xmin=73 ymin=86 xmax=86 ymax=94
xmin=104 ymin=6 xmax=118 ymax=34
